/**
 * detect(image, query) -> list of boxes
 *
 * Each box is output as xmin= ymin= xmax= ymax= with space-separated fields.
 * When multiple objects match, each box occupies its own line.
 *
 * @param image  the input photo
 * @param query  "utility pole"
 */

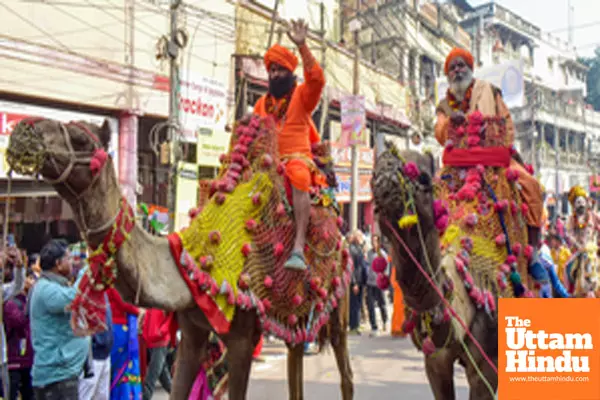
xmin=349 ymin=0 xmax=361 ymax=233
xmin=167 ymin=0 xmax=182 ymax=233
xmin=267 ymin=0 xmax=281 ymax=49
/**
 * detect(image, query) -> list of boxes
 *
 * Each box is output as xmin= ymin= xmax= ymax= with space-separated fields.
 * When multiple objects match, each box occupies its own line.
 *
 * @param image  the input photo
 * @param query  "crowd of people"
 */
xmin=1 ymin=239 xmax=177 ymax=400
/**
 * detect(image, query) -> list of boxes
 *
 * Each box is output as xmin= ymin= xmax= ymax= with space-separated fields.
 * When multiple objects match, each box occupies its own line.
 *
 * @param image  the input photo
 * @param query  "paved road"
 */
xmin=154 ymin=331 xmax=470 ymax=399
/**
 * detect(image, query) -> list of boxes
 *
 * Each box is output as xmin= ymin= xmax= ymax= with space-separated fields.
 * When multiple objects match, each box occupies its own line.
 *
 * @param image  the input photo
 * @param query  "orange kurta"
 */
xmin=435 ymin=88 xmax=544 ymax=228
xmin=254 ymin=44 xmax=325 ymax=192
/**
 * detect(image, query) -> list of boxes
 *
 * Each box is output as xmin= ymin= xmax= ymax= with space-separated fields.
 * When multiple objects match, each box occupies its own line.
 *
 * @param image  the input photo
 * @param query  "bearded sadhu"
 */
xmin=435 ymin=47 xmax=544 ymax=250
xmin=254 ymin=19 xmax=326 ymax=270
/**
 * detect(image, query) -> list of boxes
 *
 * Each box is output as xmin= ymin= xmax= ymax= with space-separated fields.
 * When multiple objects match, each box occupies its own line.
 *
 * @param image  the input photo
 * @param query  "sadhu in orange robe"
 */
xmin=254 ymin=44 xmax=327 ymax=192
xmin=435 ymin=80 xmax=544 ymax=229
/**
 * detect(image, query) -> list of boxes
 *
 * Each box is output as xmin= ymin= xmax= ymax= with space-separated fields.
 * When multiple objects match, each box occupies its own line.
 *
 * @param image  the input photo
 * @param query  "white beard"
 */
xmin=449 ymin=69 xmax=474 ymax=101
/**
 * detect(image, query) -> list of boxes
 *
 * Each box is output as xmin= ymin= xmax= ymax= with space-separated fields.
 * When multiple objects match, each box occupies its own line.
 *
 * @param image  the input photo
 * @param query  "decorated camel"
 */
xmin=6 ymin=115 xmax=353 ymax=400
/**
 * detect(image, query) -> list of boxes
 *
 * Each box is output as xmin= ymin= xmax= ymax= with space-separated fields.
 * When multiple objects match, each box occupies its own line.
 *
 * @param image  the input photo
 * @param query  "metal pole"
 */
xmin=318 ymin=1 xmax=329 ymax=135
xmin=266 ymin=0 xmax=281 ymax=49
xmin=167 ymin=0 xmax=182 ymax=233
xmin=349 ymin=0 xmax=360 ymax=233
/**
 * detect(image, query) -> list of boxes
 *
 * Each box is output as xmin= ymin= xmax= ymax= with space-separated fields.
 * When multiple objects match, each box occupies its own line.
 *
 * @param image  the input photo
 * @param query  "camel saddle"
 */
xmin=167 ymin=115 xmax=351 ymax=345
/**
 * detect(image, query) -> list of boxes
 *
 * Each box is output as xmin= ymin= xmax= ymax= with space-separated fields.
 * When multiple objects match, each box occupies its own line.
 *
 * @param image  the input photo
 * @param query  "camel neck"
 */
xmin=392 ymin=223 xmax=442 ymax=311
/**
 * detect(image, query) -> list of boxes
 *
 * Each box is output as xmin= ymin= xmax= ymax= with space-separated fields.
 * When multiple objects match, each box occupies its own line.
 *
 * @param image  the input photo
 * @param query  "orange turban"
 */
xmin=264 ymin=44 xmax=298 ymax=73
xmin=444 ymin=47 xmax=474 ymax=75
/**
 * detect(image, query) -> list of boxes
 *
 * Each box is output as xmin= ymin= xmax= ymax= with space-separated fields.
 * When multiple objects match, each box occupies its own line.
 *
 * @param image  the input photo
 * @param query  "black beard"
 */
xmin=576 ymin=207 xmax=586 ymax=216
xmin=268 ymin=74 xmax=296 ymax=99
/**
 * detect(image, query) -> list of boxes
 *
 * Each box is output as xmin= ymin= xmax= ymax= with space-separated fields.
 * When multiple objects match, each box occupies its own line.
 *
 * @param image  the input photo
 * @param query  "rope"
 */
xmin=383 ymin=219 xmax=499 ymax=375
xmin=454 ymin=318 xmax=497 ymax=399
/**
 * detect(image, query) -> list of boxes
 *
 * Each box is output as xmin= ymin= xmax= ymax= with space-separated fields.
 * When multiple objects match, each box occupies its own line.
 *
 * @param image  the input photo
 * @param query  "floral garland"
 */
xmin=69 ymin=197 xmax=135 ymax=335
xmin=264 ymin=84 xmax=297 ymax=121
xmin=446 ymin=82 xmax=474 ymax=113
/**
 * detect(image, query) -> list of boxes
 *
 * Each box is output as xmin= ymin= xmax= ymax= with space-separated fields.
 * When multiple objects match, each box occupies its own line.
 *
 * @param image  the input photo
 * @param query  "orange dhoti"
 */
xmin=390 ymin=266 xmax=406 ymax=336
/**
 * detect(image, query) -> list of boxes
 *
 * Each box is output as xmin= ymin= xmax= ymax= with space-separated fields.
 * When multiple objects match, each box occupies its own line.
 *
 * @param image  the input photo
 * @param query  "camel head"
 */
xmin=372 ymin=142 xmax=437 ymax=231
xmin=6 ymin=118 xmax=113 ymax=200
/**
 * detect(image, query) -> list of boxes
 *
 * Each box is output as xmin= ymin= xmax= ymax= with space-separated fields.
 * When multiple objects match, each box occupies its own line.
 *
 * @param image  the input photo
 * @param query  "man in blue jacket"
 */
xmin=29 ymin=239 xmax=90 ymax=400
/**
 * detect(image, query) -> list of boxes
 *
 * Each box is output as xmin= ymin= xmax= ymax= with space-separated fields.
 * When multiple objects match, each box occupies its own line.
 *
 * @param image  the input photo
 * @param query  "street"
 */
xmin=155 ymin=330 xmax=470 ymax=399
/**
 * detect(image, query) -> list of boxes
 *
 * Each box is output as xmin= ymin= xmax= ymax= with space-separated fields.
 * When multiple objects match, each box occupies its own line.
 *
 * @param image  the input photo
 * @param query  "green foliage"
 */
xmin=580 ymin=47 xmax=600 ymax=111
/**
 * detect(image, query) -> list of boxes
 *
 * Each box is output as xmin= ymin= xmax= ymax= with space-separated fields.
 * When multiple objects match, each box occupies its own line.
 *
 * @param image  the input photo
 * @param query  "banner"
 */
xmin=174 ymin=162 xmax=199 ymax=231
xmin=197 ymin=127 xmax=231 ymax=167
xmin=590 ymin=175 xmax=600 ymax=193
xmin=330 ymin=142 xmax=374 ymax=169
xmin=499 ymin=299 xmax=600 ymax=399
xmin=435 ymin=59 xmax=524 ymax=108
xmin=178 ymin=73 xmax=228 ymax=142
xmin=341 ymin=95 xmax=367 ymax=146
xmin=335 ymin=172 xmax=372 ymax=203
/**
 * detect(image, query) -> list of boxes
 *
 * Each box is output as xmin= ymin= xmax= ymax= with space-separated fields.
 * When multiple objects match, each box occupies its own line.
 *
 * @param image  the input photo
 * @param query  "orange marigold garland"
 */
xmin=69 ymin=197 xmax=135 ymax=336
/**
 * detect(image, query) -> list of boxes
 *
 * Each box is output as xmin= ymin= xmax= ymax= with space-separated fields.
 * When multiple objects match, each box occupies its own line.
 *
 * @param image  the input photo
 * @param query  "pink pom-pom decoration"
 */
xmin=468 ymin=110 xmax=484 ymax=125
xmin=288 ymin=314 xmax=298 ymax=326
xmin=292 ymin=294 xmax=303 ymax=307
xmin=90 ymin=148 xmax=108 ymax=176
xmin=245 ymin=219 xmax=258 ymax=232
xmin=467 ymin=135 xmax=481 ymax=147
xmin=372 ymin=256 xmax=388 ymax=273
xmin=309 ymin=278 xmax=321 ymax=293
xmin=524 ymin=245 xmax=534 ymax=260
xmin=495 ymin=234 xmax=506 ymax=246
xmin=252 ymin=193 xmax=262 ymax=206
xmin=500 ymin=264 xmax=511 ymax=274
xmin=276 ymin=203 xmax=286 ymax=216
xmin=402 ymin=318 xmax=416 ymax=334
xmin=262 ymin=299 xmax=272 ymax=312
xmin=521 ymin=203 xmax=529 ymax=215
xmin=376 ymin=274 xmax=390 ymax=290
xmin=315 ymin=302 xmax=325 ymax=313
xmin=263 ymin=275 xmax=273 ymax=289
xmin=403 ymin=162 xmax=420 ymax=180
xmin=274 ymin=242 xmax=285 ymax=258
xmin=512 ymin=243 xmax=522 ymax=256
xmin=506 ymin=255 xmax=518 ymax=265
xmin=421 ymin=337 xmax=436 ymax=356
xmin=238 ymin=273 xmax=251 ymax=290
xmin=464 ymin=213 xmax=478 ymax=227
xmin=435 ymin=215 xmax=449 ymax=233
xmin=215 ymin=193 xmax=226 ymax=205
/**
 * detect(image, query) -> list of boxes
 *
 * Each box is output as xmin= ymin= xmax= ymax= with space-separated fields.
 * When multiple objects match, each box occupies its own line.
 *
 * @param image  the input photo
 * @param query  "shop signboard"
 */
xmin=335 ymin=172 xmax=372 ymax=203
xmin=174 ymin=161 xmax=199 ymax=231
xmin=178 ymin=72 xmax=228 ymax=143
xmin=0 ymin=101 xmax=119 ymax=180
xmin=197 ymin=127 xmax=231 ymax=167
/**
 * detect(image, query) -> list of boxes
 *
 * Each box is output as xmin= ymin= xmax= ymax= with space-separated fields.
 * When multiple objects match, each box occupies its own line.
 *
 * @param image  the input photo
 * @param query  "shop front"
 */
xmin=0 ymin=99 xmax=120 ymax=252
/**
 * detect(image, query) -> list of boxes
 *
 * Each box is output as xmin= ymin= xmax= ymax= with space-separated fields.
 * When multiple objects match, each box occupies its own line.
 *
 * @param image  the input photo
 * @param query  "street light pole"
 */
xmin=349 ymin=1 xmax=361 ymax=234
xmin=167 ymin=0 xmax=182 ymax=233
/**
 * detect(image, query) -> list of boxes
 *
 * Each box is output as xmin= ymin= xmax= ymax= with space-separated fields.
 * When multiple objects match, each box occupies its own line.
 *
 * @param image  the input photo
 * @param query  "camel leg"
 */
xmin=330 ymin=303 xmax=354 ymax=400
xmin=464 ymin=351 xmax=498 ymax=400
xmin=424 ymin=351 xmax=456 ymax=400
xmin=170 ymin=311 xmax=210 ymax=400
xmin=223 ymin=310 xmax=261 ymax=400
xmin=286 ymin=344 xmax=305 ymax=400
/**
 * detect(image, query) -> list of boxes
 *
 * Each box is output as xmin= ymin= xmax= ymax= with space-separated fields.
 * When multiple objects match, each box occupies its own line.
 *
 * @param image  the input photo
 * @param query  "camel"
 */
xmin=372 ymin=146 xmax=498 ymax=400
xmin=6 ymin=117 xmax=353 ymax=400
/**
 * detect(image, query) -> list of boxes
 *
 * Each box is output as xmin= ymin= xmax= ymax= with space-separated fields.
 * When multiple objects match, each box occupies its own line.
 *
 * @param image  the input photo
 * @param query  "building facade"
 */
xmin=460 ymin=2 xmax=600 ymax=216
xmin=0 ymin=1 xmax=235 ymax=249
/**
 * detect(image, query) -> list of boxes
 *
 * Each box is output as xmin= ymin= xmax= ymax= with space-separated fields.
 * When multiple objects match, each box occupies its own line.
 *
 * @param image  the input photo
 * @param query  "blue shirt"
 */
xmin=29 ymin=272 xmax=90 ymax=387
